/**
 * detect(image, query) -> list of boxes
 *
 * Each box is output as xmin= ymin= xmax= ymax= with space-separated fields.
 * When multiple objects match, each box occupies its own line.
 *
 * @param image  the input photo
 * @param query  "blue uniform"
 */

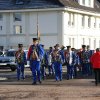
xmin=86 ymin=50 xmax=94 ymax=75
xmin=47 ymin=50 xmax=54 ymax=75
xmin=15 ymin=50 xmax=26 ymax=80
xmin=41 ymin=51 xmax=47 ymax=79
xmin=73 ymin=52 xmax=80 ymax=78
xmin=28 ymin=44 xmax=44 ymax=84
xmin=80 ymin=50 xmax=91 ymax=76
xmin=59 ymin=49 xmax=65 ymax=63
xmin=65 ymin=51 xmax=76 ymax=79
xmin=52 ymin=50 xmax=62 ymax=81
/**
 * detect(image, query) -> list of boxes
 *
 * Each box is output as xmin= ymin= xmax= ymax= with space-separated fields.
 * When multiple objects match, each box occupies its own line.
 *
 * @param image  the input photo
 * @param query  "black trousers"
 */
xmin=94 ymin=69 xmax=100 ymax=85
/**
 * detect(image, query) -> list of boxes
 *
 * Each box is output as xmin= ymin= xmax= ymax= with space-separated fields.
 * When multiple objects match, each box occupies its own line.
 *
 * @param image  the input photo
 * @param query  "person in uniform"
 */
xmin=72 ymin=48 xmax=80 ymax=78
xmin=27 ymin=38 xmax=44 ymax=85
xmin=80 ymin=45 xmax=91 ymax=77
xmin=59 ymin=45 xmax=65 ymax=64
xmin=47 ymin=47 xmax=54 ymax=76
xmin=15 ymin=44 xmax=26 ymax=80
xmin=64 ymin=46 xmax=76 ymax=79
xmin=87 ymin=45 xmax=94 ymax=75
xmin=52 ymin=44 xmax=63 ymax=81
xmin=41 ymin=45 xmax=47 ymax=80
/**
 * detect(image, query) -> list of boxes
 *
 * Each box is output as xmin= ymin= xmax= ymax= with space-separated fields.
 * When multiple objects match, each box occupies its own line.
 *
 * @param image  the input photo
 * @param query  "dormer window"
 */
xmin=16 ymin=0 xmax=24 ymax=5
xmin=0 ymin=14 xmax=3 ymax=21
xmin=78 ymin=0 xmax=94 ymax=8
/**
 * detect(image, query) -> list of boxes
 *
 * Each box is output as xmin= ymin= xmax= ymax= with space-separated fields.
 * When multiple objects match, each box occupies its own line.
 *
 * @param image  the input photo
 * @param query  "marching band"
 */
xmin=14 ymin=38 xmax=100 ymax=85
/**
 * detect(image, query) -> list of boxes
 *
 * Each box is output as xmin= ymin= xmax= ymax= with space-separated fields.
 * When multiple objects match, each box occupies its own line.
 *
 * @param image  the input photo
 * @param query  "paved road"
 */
xmin=0 ymin=68 xmax=100 ymax=100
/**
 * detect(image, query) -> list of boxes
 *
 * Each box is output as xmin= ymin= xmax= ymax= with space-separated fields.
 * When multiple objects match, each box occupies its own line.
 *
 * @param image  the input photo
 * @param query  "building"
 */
xmin=0 ymin=0 xmax=100 ymax=50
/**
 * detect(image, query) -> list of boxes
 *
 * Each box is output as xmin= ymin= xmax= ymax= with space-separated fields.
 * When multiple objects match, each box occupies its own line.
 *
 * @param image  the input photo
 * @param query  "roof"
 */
xmin=58 ymin=0 xmax=100 ymax=13
xmin=0 ymin=0 xmax=100 ymax=13
xmin=0 ymin=0 xmax=63 ymax=10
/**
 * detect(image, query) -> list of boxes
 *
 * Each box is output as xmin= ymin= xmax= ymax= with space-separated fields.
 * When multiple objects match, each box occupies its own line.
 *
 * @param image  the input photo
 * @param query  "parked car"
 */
xmin=0 ymin=51 xmax=3 ymax=56
xmin=0 ymin=54 xmax=16 ymax=71
xmin=0 ymin=49 xmax=30 ymax=71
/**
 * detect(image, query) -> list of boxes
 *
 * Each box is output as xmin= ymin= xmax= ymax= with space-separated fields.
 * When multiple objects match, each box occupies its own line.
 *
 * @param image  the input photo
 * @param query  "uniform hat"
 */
xmin=82 ymin=45 xmax=86 ymax=48
xmin=18 ymin=44 xmax=23 ymax=48
xmin=32 ymin=38 xmax=38 ymax=41
xmin=41 ymin=44 xmax=44 ymax=47
xmin=61 ymin=45 xmax=65 ymax=49
xmin=71 ymin=48 xmax=75 ymax=50
xmin=87 ymin=45 xmax=90 ymax=48
xmin=96 ymin=48 xmax=100 ymax=52
xmin=66 ymin=46 xmax=71 ymax=48
xmin=55 ymin=44 xmax=60 ymax=47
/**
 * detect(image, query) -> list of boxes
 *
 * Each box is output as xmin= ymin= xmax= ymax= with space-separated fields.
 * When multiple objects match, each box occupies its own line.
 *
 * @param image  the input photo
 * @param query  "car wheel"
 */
xmin=10 ymin=66 xmax=16 ymax=71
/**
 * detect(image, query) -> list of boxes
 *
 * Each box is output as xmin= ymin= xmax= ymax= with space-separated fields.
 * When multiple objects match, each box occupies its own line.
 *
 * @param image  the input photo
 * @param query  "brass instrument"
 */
xmin=31 ymin=47 xmax=39 ymax=60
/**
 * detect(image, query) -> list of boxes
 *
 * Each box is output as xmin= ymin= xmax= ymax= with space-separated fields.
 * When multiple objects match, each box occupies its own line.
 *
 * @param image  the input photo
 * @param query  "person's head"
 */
xmin=33 ymin=38 xmax=38 ymax=46
xmin=55 ymin=44 xmax=60 ymax=50
xmin=82 ymin=45 xmax=86 ymax=51
xmin=41 ymin=45 xmax=44 ymax=48
xmin=71 ymin=48 xmax=75 ymax=51
xmin=61 ymin=45 xmax=65 ymax=50
xmin=67 ymin=46 xmax=71 ymax=51
xmin=96 ymin=48 xmax=100 ymax=52
xmin=49 ymin=47 xmax=53 ymax=51
xmin=87 ymin=45 xmax=90 ymax=50
xmin=18 ymin=44 xmax=23 ymax=51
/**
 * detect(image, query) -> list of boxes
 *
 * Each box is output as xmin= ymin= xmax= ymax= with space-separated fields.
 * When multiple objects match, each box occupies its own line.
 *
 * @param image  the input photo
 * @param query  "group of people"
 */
xmin=15 ymin=38 xmax=100 ymax=85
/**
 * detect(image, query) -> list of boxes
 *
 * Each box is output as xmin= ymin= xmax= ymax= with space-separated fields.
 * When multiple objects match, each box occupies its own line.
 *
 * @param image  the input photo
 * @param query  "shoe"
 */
xmin=17 ymin=78 xmax=20 ymax=81
xmin=22 ymin=78 xmax=25 ymax=80
xmin=39 ymin=81 xmax=42 ymax=84
xmin=32 ymin=82 xmax=37 ymax=85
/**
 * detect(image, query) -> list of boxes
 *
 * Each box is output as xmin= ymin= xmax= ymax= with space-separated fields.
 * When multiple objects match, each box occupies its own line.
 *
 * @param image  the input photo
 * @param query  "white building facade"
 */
xmin=0 ymin=0 xmax=100 ymax=50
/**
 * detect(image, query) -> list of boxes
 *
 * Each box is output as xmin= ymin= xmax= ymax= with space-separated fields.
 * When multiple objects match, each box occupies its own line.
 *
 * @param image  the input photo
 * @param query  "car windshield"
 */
xmin=0 ymin=51 xmax=3 ymax=56
xmin=5 ymin=51 xmax=16 ymax=57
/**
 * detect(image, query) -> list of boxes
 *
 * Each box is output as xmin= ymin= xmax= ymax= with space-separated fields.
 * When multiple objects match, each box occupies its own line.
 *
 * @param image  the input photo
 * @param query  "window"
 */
xmin=88 ymin=0 xmax=91 ymax=6
xmin=94 ymin=39 xmax=96 ymax=49
xmin=82 ymin=0 xmax=85 ymax=5
xmin=82 ymin=15 xmax=85 ymax=27
xmin=69 ymin=38 xmax=71 ymax=46
xmin=68 ymin=13 xmax=71 ymax=26
xmin=0 ymin=26 xmax=2 ymax=31
xmin=94 ymin=18 xmax=96 ymax=28
xmin=13 ymin=13 xmax=22 ymax=21
xmin=72 ymin=14 xmax=75 ymax=26
xmin=88 ymin=17 xmax=91 ymax=28
xmin=0 ymin=14 xmax=3 ymax=21
xmin=82 ymin=38 xmax=85 ymax=45
xmin=72 ymin=38 xmax=74 ymax=48
xmin=68 ymin=13 xmax=75 ymax=26
xmin=14 ymin=25 xmax=22 ymax=34
xmin=99 ymin=23 xmax=100 ymax=28
xmin=89 ymin=38 xmax=91 ymax=46
xmin=99 ymin=40 xmax=100 ymax=48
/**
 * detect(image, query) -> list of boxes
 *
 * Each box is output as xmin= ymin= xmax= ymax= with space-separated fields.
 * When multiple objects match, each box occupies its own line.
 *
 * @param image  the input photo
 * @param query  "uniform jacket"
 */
xmin=52 ymin=49 xmax=63 ymax=64
xmin=64 ymin=50 xmax=76 ymax=65
xmin=59 ymin=49 xmax=65 ymax=63
xmin=15 ymin=50 xmax=26 ymax=64
xmin=27 ymin=44 xmax=44 ymax=61
xmin=47 ymin=50 xmax=52 ymax=65
xmin=90 ymin=51 xmax=100 ymax=69
xmin=80 ymin=50 xmax=91 ymax=64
